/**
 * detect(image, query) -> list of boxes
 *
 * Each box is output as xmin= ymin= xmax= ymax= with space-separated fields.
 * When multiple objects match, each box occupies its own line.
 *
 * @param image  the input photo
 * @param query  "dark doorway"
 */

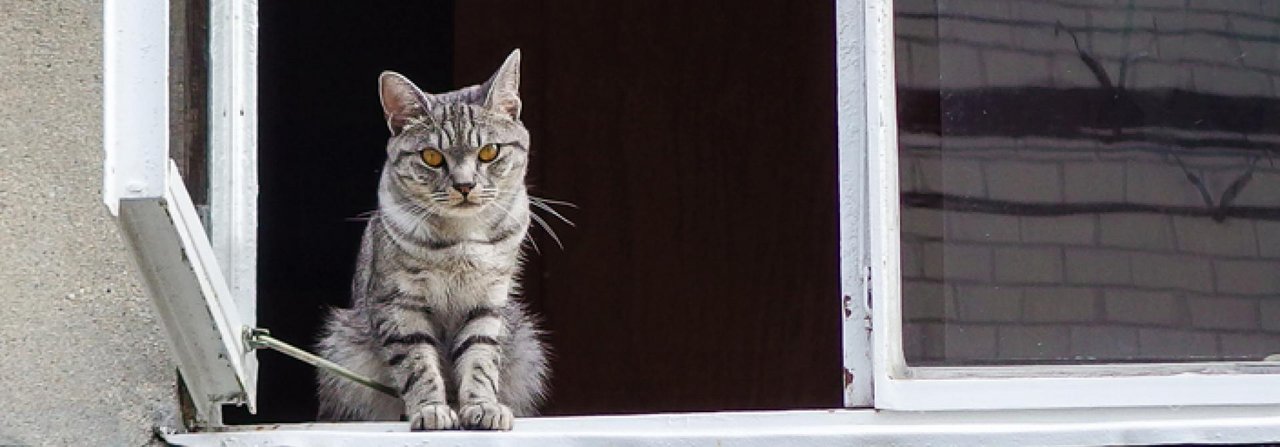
xmin=453 ymin=1 xmax=841 ymax=415
xmin=233 ymin=0 xmax=838 ymax=423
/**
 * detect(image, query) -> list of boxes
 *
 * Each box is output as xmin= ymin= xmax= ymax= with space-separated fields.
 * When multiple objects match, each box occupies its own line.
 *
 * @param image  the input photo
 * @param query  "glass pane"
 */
xmin=897 ymin=0 xmax=1280 ymax=365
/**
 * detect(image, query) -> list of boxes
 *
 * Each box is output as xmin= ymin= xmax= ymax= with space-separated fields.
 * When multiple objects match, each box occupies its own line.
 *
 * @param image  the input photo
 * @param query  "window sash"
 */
xmin=116 ymin=165 xmax=258 ymax=421
xmin=864 ymin=0 xmax=1280 ymax=411
xmin=103 ymin=0 xmax=258 ymax=425
xmin=208 ymin=0 xmax=259 ymax=342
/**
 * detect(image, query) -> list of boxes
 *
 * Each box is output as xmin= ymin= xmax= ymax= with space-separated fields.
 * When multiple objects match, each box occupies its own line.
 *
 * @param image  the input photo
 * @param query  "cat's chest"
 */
xmin=390 ymin=243 xmax=513 ymax=300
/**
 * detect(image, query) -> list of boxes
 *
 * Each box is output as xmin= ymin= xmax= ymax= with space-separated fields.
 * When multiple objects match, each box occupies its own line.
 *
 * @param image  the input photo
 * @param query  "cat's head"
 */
xmin=378 ymin=50 xmax=529 ymax=218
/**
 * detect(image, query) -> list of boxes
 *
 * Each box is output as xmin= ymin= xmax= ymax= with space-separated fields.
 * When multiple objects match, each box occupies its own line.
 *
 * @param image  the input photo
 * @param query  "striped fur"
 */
xmin=315 ymin=50 xmax=548 ymax=431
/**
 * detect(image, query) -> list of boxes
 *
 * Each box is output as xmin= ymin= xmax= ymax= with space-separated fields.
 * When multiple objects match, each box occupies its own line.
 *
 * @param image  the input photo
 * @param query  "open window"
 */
xmin=109 ymin=0 xmax=844 ymax=427
xmin=102 ymin=0 xmax=258 ymax=426
xmin=229 ymin=1 xmax=843 ymax=423
xmin=105 ymin=0 xmax=1280 ymax=444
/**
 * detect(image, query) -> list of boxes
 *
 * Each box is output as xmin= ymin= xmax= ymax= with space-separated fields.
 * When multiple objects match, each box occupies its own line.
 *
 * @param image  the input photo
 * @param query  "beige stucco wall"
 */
xmin=0 ymin=1 xmax=179 ymax=445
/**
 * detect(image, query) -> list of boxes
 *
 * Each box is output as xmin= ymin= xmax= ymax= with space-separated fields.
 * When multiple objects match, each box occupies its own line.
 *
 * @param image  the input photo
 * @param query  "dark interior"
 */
xmin=228 ymin=0 xmax=839 ymax=423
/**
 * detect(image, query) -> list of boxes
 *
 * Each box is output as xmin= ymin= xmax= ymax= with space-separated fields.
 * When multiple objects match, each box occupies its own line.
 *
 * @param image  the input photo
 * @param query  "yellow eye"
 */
xmin=478 ymin=144 xmax=500 ymax=162
xmin=421 ymin=148 xmax=445 ymax=167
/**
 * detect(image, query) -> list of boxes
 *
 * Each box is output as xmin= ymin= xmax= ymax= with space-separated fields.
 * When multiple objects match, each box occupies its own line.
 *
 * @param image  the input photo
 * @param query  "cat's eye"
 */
xmin=477 ymin=144 xmax=500 ymax=163
xmin=421 ymin=148 xmax=445 ymax=167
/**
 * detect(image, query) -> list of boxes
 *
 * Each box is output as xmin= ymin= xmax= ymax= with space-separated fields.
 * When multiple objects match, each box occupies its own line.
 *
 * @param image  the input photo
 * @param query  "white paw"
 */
xmin=409 ymin=403 xmax=459 ymax=431
xmin=459 ymin=402 xmax=514 ymax=431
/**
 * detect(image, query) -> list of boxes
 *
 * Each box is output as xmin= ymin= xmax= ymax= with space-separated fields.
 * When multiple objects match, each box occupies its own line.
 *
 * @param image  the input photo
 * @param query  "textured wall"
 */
xmin=898 ymin=0 xmax=1280 ymax=363
xmin=0 ymin=1 xmax=179 ymax=445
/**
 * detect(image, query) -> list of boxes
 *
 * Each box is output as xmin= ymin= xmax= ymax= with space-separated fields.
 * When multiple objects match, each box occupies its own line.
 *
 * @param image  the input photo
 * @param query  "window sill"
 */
xmin=165 ymin=407 xmax=1280 ymax=446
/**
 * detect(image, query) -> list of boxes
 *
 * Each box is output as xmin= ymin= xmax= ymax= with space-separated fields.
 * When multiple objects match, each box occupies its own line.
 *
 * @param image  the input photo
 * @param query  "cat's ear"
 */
xmin=379 ymin=71 xmax=433 ymax=136
xmin=481 ymin=49 xmax=522 ymax=119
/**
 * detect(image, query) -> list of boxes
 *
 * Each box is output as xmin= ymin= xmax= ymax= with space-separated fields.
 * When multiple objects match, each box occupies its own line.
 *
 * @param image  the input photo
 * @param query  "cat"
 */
xmin=315 ymin=49 xmax=548 ymax=431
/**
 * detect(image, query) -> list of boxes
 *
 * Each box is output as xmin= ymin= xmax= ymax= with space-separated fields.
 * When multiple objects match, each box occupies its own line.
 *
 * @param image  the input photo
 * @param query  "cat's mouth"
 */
xmin=453 ymin=198 xmax=484 ymax=209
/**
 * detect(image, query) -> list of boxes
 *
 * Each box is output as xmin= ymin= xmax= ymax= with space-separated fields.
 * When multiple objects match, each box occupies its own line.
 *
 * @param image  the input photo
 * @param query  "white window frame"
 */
xmin=837 ymin=0 xmax=875 ymax=410
xmin=103 ymin=0 xmax=258 ymax=426
xmin=105 ymin=0 xmax=1280 ymax=444
xmin=207 ymin=0 xmax=259 ymax=345
xmin=864 ymin=0 xmax=1280 ymax=412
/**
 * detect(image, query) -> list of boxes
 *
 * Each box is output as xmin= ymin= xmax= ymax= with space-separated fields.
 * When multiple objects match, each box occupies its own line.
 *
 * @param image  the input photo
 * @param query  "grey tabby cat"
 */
xmin=315 ymin=49 xmax=548 ymax=431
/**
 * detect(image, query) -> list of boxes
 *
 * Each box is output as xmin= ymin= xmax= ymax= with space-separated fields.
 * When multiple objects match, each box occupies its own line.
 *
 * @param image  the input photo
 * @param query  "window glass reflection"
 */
xmin=898 ymin=0 xmax=1280 ymax=365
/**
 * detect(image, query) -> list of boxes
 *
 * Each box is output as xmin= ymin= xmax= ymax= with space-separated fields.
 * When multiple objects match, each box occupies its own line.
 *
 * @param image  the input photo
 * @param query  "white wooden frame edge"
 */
xmin=103 ymin=0 xmax=258 ymax=425
xmin=102 ymin=0 xmax=168 ymax=210
xmin=208 ymin=0 xmax=259 ymax=352
xmin=117 ymin=165 xmax=257 ymax=423
xmin=836 ymin=0 xmax=874 ymax=408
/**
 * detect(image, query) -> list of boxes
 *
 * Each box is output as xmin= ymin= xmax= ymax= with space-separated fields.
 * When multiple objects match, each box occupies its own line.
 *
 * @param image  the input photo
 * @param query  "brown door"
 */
xmin=455 ymin=0 xmax=841 ymax=415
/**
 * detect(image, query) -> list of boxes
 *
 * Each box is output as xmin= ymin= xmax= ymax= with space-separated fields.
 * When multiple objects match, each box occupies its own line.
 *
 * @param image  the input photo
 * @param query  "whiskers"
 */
xmin=529 ymin=196 xmax=576 ymax=227
xmin=473 ymin=187 xmax=500 ymax=202
xmin=485 ymin=197 xmax=543 ymax=253
xmin=528 ymin=213 xmax=562 ymax=250
xmin=428 ymin=187 xmax=499 ymax=206
xmin=345 ymin=209 xmax=380 ymax=222
xmin=428 ymin=191 xmax=453 ymax=204
xmin=393 ymin=198 xmax=438 ymax=222
xmin=366 ymin=187 xmax=578 ymax=254
xmin=481 ymin=189 xmax=578 ymax=251
xmin=526 ymin=194 xmax=576 ymax=250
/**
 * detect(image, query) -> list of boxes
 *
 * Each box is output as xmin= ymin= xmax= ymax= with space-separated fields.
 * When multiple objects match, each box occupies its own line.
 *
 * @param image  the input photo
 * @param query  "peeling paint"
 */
xmin=836 ymin=0 xmax=876 ymax=408
xmin=865 ymin=266 xmax=873 ymax=309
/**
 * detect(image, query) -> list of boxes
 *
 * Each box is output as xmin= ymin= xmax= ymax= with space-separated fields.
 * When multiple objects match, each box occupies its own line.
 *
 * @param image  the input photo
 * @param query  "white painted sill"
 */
xmin=165 ymin=407 xmax=1280 ymax=446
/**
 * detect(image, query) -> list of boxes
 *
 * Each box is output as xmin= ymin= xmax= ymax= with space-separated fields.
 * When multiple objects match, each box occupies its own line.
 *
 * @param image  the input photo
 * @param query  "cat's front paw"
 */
xmin=409 ymin=403 xmax=459 ymax=431
xmin=459 ymin=402 xmax=514 ymax=431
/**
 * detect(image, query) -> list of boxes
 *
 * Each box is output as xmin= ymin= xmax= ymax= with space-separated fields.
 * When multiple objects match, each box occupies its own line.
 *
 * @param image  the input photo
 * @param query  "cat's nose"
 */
xmin=453 ymin=182 xmax=475 ymax=196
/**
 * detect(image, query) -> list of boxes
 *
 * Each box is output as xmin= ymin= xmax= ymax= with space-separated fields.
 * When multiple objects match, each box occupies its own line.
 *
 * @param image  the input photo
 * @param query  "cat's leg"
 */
xmin=371 ymin=296 xmax=457 ymax=430
xmin=452 ymin=297 xmax=515 ymax=430
xmin=315 ymin=308 xmax=403 ymax=421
